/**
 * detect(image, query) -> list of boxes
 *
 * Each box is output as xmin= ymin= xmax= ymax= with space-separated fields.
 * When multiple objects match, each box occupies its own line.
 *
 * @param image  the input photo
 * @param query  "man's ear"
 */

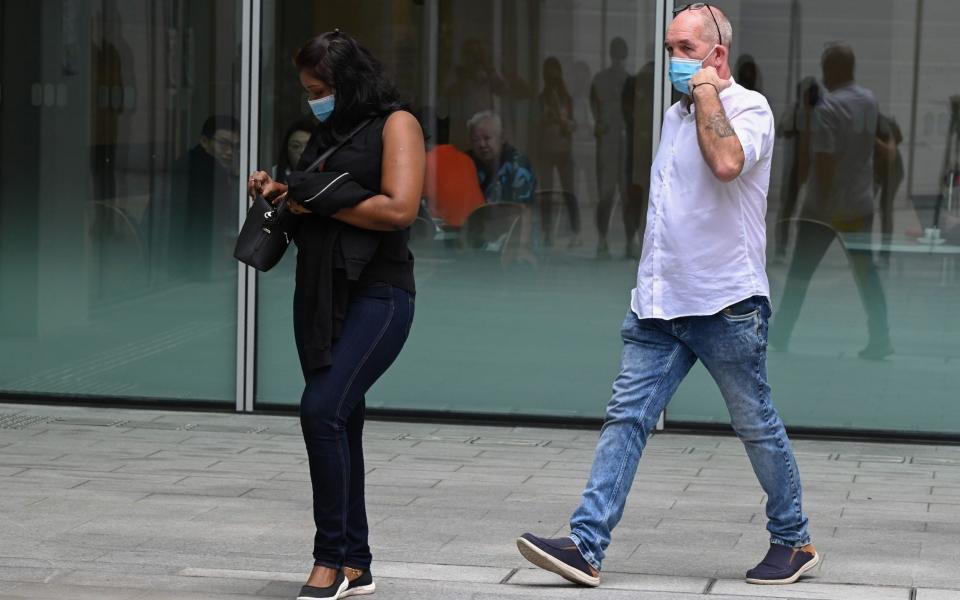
xmin=713 ymin=44 xmax=727 ymax=69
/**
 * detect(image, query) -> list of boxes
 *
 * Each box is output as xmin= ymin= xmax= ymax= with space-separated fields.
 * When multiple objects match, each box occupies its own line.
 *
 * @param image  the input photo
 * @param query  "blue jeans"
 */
xmin=294 ymin=283 xmax=415 ymax=570
xmin=569 ymin=296 xmax=810 ymax=571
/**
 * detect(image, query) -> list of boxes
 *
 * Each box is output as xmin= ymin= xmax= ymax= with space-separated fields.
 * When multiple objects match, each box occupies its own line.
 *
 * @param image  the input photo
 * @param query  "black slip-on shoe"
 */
xmin=297 ymin=570 xmax=349 ymax=599
xmin=746 ymin=543 xmax=820 ymax=585
xmin=341 ymin=569 xmax=375 ymax=597
xmin=516 ymin=533 xmax=600 ymax=587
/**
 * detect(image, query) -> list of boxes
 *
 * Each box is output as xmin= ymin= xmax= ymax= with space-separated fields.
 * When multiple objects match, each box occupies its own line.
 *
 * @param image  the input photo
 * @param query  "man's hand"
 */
xmin=690 ymin=66 xmax=732 ymax=98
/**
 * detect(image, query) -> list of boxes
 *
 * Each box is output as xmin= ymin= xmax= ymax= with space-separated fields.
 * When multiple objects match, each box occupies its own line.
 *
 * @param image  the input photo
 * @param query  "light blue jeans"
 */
xmin=570 ymin=296 xmax=810 ymax=571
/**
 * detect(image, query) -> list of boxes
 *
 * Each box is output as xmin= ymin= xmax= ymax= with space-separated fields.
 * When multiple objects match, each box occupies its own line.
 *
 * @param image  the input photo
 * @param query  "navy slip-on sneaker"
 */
xmin=746 ymin=543 xmax=820 ymax=585
xmin=340 ymin=569 xmax=375 ymax=597
xmin=516 ymin=533 xmax=600 ymax=587
xmin=297 ymin=570 xmax=349 ymax=599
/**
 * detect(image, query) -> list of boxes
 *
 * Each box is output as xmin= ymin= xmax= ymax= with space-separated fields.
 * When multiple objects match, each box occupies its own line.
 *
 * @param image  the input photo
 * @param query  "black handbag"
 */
xmin=234 ymin=119 xmax=372 ymax=272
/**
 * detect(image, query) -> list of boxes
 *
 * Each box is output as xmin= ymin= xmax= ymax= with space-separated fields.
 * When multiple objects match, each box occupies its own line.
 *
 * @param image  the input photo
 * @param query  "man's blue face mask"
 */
xmin=308 ymin=94 xmax=335 ymax=122
xmin=669 ymin=45 xmax=717 ymax=95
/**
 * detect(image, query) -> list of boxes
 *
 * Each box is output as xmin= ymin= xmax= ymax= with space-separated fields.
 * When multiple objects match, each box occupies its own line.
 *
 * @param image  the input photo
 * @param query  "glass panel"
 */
xmin=255 ymin=0 xmax=659 ymax=415
xmin=0 ymin=0 xmax=242 ymax=403
xmin=666 ymin=0 xmax=960 ymax=433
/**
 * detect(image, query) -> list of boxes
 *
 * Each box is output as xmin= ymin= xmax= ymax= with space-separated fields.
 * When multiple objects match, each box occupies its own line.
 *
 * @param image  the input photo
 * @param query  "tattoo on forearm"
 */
xmin=705 ymin=112 xmax=736 ymax=138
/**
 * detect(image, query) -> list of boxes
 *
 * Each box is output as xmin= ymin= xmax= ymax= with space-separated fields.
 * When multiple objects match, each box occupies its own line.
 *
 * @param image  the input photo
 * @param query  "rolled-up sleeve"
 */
xmin=731 ymin=101 xmax=775 ymax=175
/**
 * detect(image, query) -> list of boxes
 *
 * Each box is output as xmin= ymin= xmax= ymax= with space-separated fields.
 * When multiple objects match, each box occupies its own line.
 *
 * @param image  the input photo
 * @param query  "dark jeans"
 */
xmin=293 ymin=283 xmax=415 ymax=570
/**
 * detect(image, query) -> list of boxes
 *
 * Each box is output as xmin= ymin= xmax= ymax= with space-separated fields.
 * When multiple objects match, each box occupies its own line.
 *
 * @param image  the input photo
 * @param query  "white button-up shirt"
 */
xmin=631 ymin=79 xmax=775 ymax=320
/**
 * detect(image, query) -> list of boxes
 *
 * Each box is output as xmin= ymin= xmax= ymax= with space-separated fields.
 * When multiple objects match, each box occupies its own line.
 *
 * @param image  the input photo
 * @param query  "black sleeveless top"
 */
xmin=291 ymin=112 xmax=416 ymax=370
xmin=297 ymin=112 xmax=416 ymax=294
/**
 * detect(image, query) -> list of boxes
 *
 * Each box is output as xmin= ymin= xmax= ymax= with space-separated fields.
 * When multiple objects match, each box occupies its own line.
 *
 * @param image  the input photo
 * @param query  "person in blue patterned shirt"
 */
xmin=466 ymin=111 xmax=537 ymax=205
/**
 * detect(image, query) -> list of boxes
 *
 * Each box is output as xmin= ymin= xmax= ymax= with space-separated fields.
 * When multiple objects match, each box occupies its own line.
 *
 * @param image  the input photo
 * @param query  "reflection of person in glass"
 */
xmin=535 ymin=57 xmax=580 ymax=248
xmin=467 ymin=111 xmax=536 ymax=205
xmin=246 ymin=30 xmax=425 ymax=599
xmin=734 ymin=54 xmax=762 ymax=93
xmin=770 ymin=43 xmax=893 ymax=360
xmin=274 ymin=115 xmax=317 ymax=184
xmin=621 ymin=60 xmax=656 ymax=259
xmin=774 ymin=77 xmax=820 ymax=260
xmin=591 ymin=37 xmax=630 ymax=258
xmin=874 ymin=112 xmax=904 ymax=266
xmin=517 ymin=5 xmax=816 ymax=588
xmin=90 ymin=1 xmax=132 ymax=206
xmin=445 ymin=38 xmax=506 ymax=148
xmin=167 ymin=115 xmax=240 ymax=281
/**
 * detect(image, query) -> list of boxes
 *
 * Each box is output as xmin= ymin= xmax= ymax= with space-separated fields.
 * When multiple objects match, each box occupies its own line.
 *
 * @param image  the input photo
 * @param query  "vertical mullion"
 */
xmin=236 ymin=0 xmax=261 ymax=413
xmin=236 ymin=0 xmax=252 ymax=413
xmin=653 ymin=0 xmax=669 ymax=431
xmin=245 ymin=0 xmax=261 ymax=413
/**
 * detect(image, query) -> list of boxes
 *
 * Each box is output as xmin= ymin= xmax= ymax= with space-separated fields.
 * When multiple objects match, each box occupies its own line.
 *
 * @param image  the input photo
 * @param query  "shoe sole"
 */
xmin=745 ymin=552 xmax=820 ymax=585
xmin=297 ymin=576 xmax=349 ymax=600
xmin=516 ymin=537 xmax=600 ymax=587
xmin=340 ymin=582 xmax=376 ymax=597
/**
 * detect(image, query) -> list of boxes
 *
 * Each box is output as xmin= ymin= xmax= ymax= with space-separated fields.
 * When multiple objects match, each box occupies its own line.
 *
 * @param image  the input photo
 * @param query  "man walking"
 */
xmin=517 ymin=4 xmax=817 ymax=587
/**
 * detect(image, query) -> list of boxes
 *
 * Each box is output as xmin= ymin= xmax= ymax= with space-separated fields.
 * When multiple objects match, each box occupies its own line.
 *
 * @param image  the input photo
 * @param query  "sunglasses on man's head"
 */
xmin=673 ymin=2 xmax=723 ymax=46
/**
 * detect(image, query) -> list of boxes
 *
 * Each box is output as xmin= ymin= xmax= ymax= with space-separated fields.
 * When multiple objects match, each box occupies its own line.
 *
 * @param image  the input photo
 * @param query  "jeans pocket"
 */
xmin=721 ymin=297 xmax=761 ymax=321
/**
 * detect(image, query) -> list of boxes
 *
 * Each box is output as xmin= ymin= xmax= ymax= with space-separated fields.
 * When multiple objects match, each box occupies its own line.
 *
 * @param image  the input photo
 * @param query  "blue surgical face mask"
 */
xmin=308 ymin=94 xmax=335 ymax=122
xmin=669 ymin=45 xmax=717 ymax=95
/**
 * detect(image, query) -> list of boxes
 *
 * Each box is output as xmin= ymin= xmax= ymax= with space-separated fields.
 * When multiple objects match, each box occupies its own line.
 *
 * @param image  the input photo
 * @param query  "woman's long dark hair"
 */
xmin=294 ymin=30 xmax=406 ymax=144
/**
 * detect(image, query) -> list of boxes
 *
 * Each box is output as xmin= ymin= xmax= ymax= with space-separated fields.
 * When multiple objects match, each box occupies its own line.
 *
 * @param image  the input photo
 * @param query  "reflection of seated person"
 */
xmin=771 ymin=43 xmax=892 ymax=360
xmin=423 ymin=143 xmax=484 ymax=228
xmin=466 ymin=111 xmax=536 ymax=205
xmin=274 ymin=116 xmax=317 ymax=184
xmin=168 ymin=115 xmax=241 ymax=280
xmin=466 ymin=111 xmax=538 ymax=265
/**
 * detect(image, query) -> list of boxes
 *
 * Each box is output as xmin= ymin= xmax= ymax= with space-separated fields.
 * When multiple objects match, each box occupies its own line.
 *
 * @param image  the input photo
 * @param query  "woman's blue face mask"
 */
xmin=669 ymin=45 xmax=717 ymax=95
xmin=308 ymin=94 xmax=335 ymax=122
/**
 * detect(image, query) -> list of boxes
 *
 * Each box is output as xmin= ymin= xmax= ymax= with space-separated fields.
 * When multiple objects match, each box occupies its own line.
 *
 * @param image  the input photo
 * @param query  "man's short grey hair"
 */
xmin=467 ymin=110 xmax=502 ymax=135
xmin=701 ymin=7 xmax=733 ymax=48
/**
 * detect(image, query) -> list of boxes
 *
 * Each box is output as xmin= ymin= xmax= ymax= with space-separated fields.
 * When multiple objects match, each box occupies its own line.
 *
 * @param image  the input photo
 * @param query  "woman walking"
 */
xmin=247 ymin=30 xmax=424 ymax=600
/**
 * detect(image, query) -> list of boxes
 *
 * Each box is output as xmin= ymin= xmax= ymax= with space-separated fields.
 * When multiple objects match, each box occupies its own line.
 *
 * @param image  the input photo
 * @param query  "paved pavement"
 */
xmin=1 ymin=402 xmax=960 ymax=599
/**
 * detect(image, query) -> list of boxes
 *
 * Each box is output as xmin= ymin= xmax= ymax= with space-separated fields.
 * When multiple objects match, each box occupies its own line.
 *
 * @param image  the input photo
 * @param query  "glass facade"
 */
xmin=2 ymin=0 xmax=958 ymax=435
xmin=0 ymin=0 xmax=242 ymax=404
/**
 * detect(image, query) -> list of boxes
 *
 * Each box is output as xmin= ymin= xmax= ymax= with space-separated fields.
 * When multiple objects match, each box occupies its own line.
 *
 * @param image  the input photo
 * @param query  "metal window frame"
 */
xmin=653 ymin=0 xmax=671 ymax=430
xmin=236 ymin=0 xmax=261 ymax=412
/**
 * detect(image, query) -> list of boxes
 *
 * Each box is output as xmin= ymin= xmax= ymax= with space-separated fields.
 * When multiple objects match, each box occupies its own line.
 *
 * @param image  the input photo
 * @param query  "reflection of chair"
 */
xmin=86 ymin=201 xmax=147 ymax=299
xmin=461 ymin=202 xmax=524 ymax=252
xmin=87 ymin=201 xmax=145 ymax=257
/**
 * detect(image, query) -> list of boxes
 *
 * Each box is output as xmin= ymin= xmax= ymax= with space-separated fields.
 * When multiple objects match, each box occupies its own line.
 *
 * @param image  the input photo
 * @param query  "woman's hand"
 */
xmin=248 ymin=171 xmax=290 ymax=205
xmin=247 ymin=170 xmax=272 ymax=198
xmin=262 ymin=181 xmax=289 ymax=204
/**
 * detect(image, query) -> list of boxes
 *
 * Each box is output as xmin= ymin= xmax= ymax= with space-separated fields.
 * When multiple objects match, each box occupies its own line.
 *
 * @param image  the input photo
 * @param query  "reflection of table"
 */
xmin=840 ymin=233 xmax=960 ymax=285
xmin=841 ymin=233 xmax=960 ymax=254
